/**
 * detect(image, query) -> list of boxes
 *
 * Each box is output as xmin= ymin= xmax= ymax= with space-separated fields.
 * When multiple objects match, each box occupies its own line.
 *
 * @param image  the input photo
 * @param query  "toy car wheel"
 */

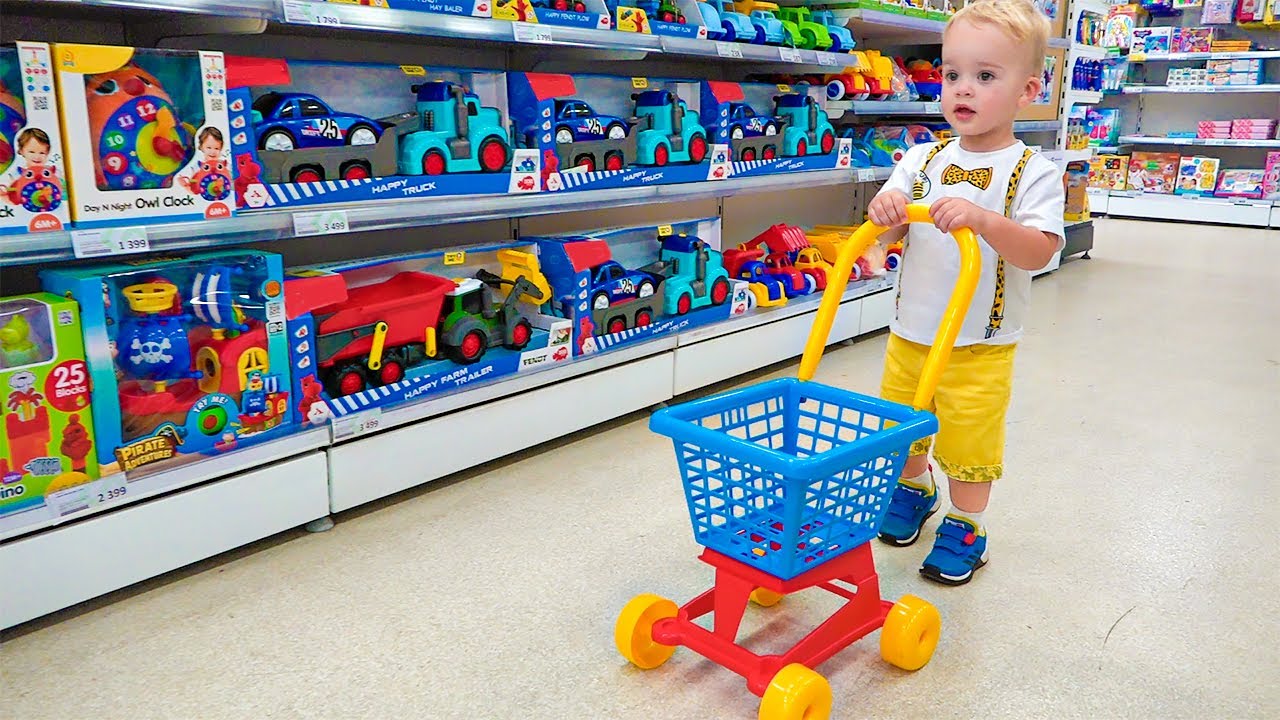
xmin=731 ymin=127 xmax=745 ymax=141
xmin=634 ymin=308 xmax=653 ymax=327
xmin=741 ymin=147 xmax=756 ymax=162
xmin=606 ymin=316 xmax=627 ymax=335
xmin=764 ymin=123 xmax=777 ymax=136
xmin=615 ymin=593 xmax=678 ymax=670
xmin=752 ymin=26 xmax=766 ymax=45
xmin=850 ymin=262 xmax=862 ymax=281
xmin=378 ymin=358 xmax=405 ymax=386
xmin=575 ymin=154 xmax=596 ymax=172
xmin=720 ymin=21 xmax=736 ymax=41
xmin=347 ymin=124 xmax=378 ymax=146
xmin=710 ymin=277 xmax=730 ymax=305
xmin=555 ymin=127 xmax=574 ymax=145
xmin=604 ymin=152 xmax=625 ymax=171
xmin=592 ymin=292 xmax=611 ymax=311
xmin=291 ymin=167 xmax=324 ymax=184
xmin=795 ymin=139 xmax=808 ymax=156
xmin=676 ymin=293 xmax=692 ymax=315
xmin=422 ymin=150 xmax=448 ymax=176
xmin=340 ymin=161 xmax=372 ymax=180
xmin=661 ymin=11 xmax=674 ymax=21
xmin=763 ymin=145 xmax=777 ymax=160
xmin=606 ymin=123 xmax=627 ymax=140
xmin=261 ymin=129 xmax=295 ymax=152
xmin=677 ymin=14 xmax=686 ymax=23
xmin=881 ymin=594 xmax=941 ymax=671
xmin=820 ymin=130 xmax=835 ymax=154
xmin=637 ymin=280 xmax=655 ymax=299
xmin=758 ymin=664 xmax=832 ymax=720
xmin=825 ymin=80 xmax=845 ymax=101
xmin=688 ymin=135 xmax=708 ymax=163
xmin=453 ymin=330 xmax=488 ymax=364
xmin=574 ymin=1 xmax=585 ymax=10
xmin=653 ymin=144 xmax=670 ymax=167
xmin=828 ymin=37 xmax=841 ymax=53
xmin=803 ymin=275 xmax=818 ymax=294
xmin=507 ymin=320 xmax=533 ymax=350
xmin=333 ymin=363 xmax=367 ymax=397
xmin=479 ymin=138 xmax=509 ymax=172
xmin=886 ymin=250 xmax=901 ymax=271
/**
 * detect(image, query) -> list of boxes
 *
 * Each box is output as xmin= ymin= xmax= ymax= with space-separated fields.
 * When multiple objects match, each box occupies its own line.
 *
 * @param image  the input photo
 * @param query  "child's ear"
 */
xmin=1018 ymin=72 xmax=1043 ymax=109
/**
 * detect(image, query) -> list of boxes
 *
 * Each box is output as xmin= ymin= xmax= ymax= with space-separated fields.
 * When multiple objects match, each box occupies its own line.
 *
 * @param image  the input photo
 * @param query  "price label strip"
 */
xmin=512 ymin=23 xmax=554 ymax=44
xmin=924 ymin=102 xmax=942 ymax=114
xmin=716 ymin=42 xmax=744 ymax=59
xmin=817 ymin=53 xmax=839 ymax=67
xmin=70 ymin=226 xmax=150 ymax=259
xmin=282 ymin=0 xmax=342 ymax=26
xmin=293 ymin=209 xmax=351 ymax=237
xmin=332 ymin=407 xmax=384 ymax=441
xmin=779 ymin=48 xmax=802 ymax=63
xmin=856 ymin=168 xmax=876 ymax=182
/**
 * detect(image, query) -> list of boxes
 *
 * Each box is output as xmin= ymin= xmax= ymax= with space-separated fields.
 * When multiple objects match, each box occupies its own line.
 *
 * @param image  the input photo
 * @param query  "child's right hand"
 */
xmin=867 ymin=189 xmax=910 ymax=228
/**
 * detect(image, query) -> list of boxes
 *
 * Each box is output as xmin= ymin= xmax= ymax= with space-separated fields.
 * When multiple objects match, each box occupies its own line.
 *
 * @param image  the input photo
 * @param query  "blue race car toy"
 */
xmin=726 ymin=102 xmax=783 ymax=140
xmin=251 ymin=92 xmax=384 ymax=152
xmin=545 ymin=99 xmax=632 ymax=145
xmin=589 ymin=260 xmax=662 ymax=311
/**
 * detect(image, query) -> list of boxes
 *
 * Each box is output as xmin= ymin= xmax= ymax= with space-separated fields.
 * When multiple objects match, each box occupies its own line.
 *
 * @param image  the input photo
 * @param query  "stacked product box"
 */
xmin=327 ymin=0 xmax=492 ymax=18
xmin=700 ymin=80 xmax=853 ymax=177
xmin=507 ymin=72 xmax=730 ymax=192
xmin=1230 ymin=119 xmax=1278 ymax=140
xmin=1175 ymin=156 xmax=1220 ymax=196
xmin=494 ymin=0 xmax=613 ymax=29
xmin=528 ymin=217 xmax=750 ymax=358
xmin=1127 ymin=151 xmax=1180 ymax=194
xmin=1167 ymin=67 xmax=1208 ymax=86
xmin=1088 ymin=154 xmax=1129 ymax=190
xmin=609 ymin=0 xmax=708 ymax=40
xmin=1205 ymin=58 xmax=1263 ymax=86
xmin=1215 ymin=169 xmax=1266 ymax=198
xmin=1263 ymin=151 xmax=1280 ymax=199
xmin=226 ymin=56 xmax=538 ymax=211
xmin=0 ymin=42 xmax=70 ymax=235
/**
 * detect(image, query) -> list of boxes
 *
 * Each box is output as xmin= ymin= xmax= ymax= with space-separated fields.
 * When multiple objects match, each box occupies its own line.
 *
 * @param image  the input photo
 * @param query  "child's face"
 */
xmin=940 ymin=20 xmax=1041 ymax=146
xmin=20 ymin=140 xmax=49 ymax=165
xmin=200 ymin=136 xmax=223 ymax=157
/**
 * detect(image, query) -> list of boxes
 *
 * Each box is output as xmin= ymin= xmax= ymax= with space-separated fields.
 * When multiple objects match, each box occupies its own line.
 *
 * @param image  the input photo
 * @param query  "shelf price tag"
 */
xmin=293 ymin=209 xmax=350 ymax=237
xmin=70 ymin=226 xmax=150 ymax=259
xmin=512 ymin=23 xmax=554 ymax=45
xmin=1203 ymin=138 xmax=1230 ymax=146
xmin=282 ymin=0 xmax=342 ymax=27
xmin=443 ymin=250 xmax=467 ymax=265
xmin=779 ymin=48 xmax=802 ymax=63
xmin=856 ymin=168 xmax=876 ymax=182
xmin=93 ymin=473 xmax=128 ymax=509
xmin=716 ymin=42 xmax=744 ymax=59
xmin=817 ymin=53 xmax=839 ymax=67
xmin=924 ymin=102 xmax=942 ymax=114
xmin=331 ymin=408 xmax=383 ymax=441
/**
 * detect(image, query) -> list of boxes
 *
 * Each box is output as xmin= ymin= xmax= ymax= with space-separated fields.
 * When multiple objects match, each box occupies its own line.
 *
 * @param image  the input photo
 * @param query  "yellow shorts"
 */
xmin=880 ymin=333 xmax=1017 ymax=483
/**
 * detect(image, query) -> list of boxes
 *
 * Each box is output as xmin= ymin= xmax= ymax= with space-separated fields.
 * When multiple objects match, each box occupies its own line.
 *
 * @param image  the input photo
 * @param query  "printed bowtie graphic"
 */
xmin=941 ymin=164 xmax=994 ymax=190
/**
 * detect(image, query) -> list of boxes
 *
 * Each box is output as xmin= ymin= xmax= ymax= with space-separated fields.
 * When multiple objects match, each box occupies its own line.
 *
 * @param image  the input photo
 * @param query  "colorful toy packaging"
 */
xmin=1102 ymin=4 xmax=1145 ymax=50
xmin=529 ymin=217 xmax=749 ymax=358
xmin=1262 ymin=151 xmax=1280 ymax=199
xmin=282 ymin=243 xmax=572 ymax=427
xmin=1089 ymin=153 xmax=1130 ymax=190
xmin=700 ymin=81 xmax=853 ymax=177
xmin=41 ymin=251 xmax=292 ymax=477
xmin=1063 ymin=159 xmax=1090 ymax=221
xmin=1085 ymin=108 xmax=1121 ymax=146
xmin=494 ymin=0 xmax=612 ymax=28
xmin=0 ymin=294 xmax=99 ymax=526
xmin=1214 ymin=168 xmax=1266 ymax=198
xmin=1175 ymin=155 xmax=1220 ymax=196
xmin=1132 ymin=26 xmax=1172 ymax=55
xmin=0 ymin=42 xmax=70 ymax=235
xmin=53 ymin=44 xmax=234 ymax=227
xmin=1128 ymin=151 xmax=1180 ymax=194
xmin=1199 ymin=0 xmax=1235 ymax=23
xmin=227 ymin=56 xmax=537 ymax=210
xmin=336 ymin=0 xmax=492 ymax=18
xmin=507 ymin=73 xmax=728 ymax=192
xmin=610 ymin=0 xmax=707 ymax=39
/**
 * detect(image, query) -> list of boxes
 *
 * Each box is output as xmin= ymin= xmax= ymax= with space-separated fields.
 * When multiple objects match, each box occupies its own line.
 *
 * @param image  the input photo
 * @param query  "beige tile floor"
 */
xmin=4 ymin=219 xmax=1279 ymax=719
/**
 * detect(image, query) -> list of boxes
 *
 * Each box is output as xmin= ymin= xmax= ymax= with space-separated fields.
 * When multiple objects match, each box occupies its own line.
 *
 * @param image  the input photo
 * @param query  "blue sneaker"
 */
xmin=920 ymin=514 xmax=989 ymax=586
xmin=877 ymin=473 xmax=940 ymax=547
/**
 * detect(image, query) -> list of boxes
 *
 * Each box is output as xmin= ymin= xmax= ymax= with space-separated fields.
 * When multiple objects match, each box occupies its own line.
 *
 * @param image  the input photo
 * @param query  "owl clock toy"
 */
xmin=53 ymin=43 xmax=234 ymax=227
xmin=0 ymin=42 xmax=69 ymax=234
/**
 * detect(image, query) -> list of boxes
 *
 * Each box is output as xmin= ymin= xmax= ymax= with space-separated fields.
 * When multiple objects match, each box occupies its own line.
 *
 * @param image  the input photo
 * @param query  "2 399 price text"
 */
xmin=98 ymin=487 xmax=126 ymax=502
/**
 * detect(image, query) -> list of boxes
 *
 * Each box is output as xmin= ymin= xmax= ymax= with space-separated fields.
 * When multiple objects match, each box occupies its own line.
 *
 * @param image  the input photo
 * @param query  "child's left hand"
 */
xmin=930 ymin=197 xmax=995 ymax=236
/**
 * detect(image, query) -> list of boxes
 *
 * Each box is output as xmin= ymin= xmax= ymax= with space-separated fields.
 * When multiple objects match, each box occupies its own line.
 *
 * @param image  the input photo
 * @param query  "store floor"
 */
xmin=5 ymin=219 xmax=1278 ymax=719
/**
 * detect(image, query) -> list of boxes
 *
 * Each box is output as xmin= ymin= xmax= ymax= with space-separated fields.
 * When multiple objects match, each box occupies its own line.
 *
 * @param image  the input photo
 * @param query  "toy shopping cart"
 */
xmin=615 ymin=205 xmax=982 ymax=720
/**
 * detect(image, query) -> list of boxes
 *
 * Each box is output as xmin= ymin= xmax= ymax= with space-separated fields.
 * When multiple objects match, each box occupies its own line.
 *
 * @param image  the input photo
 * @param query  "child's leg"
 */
xmin=922 ymin=343 xmax=1017 ymax=585
xmin=877 ymin=334 xmax=940 ymax=546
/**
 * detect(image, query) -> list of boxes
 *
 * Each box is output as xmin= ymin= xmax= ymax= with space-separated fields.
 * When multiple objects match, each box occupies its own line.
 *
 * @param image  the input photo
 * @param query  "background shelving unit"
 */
xmin=0 ymin=0 xmax=1090 ymax=628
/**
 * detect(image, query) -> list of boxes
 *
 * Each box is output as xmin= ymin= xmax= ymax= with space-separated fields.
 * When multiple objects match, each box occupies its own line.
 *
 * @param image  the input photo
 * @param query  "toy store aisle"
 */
xmin=3 ymin=220 xmax=1277 ymax=719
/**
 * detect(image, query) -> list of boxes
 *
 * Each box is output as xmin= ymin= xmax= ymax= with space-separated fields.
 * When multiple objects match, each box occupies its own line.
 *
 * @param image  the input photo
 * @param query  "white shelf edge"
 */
xmin=1122 ymin=84 xmax=1280 ymax=95
xmin=1117 ymin=136 xmax=1280 ymax=148
xmin=678 ymin=276 xmax=894 ymax=345
xmin=1065 ymin=90 xmax=1104 ymax=105
xmin=1128 ymin=49 xmax=1280 ymax=62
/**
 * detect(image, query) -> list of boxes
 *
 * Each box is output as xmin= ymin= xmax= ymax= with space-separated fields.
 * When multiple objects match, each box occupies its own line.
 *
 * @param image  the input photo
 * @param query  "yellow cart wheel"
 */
xmin=615 ymin=594 xmax=679 ymax=670
xmin=758 ymin=663 xmax=832 ymax=720
xmin=880 ymin=594 xmax=941 ymax=671
xmin=750 ymin=588 xmax=784 ymax=607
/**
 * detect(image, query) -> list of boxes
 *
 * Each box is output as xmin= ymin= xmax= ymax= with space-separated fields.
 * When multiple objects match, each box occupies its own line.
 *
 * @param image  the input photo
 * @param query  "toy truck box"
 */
xmin=701 ymin=80 xmax=852 ymax=177
xmin=528 ymin=217 xmax=749 ymax=358
xmin=283 ymin=243 xmax=573 ymax=427
xmin=509 ymin=73 xmax=730 ymax=192
xmin=41 ymin=250 xmax=293 ymax=477
xmin=0 ymin=42 xmax=70 ymax=235
xmin=495 ymin=0 xmax=613 ymax=29
xmin=610 ymin=0 xmax=709 ymax=39
xmin=52 ymin=44 xmax=234 ymax=227
xmin=306 ymin=0 xmax=493 ymax=18
xmin=0 ymin=294 xmax=100 ymax=531
xmin=226 ymin=56 xmax=537 ymax=211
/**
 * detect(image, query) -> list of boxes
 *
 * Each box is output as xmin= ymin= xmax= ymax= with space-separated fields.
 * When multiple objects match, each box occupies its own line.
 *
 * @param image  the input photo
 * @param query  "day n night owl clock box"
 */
xmin=0 ymin=42 xmax=70 ymax=235
xmin=52 ymin=44 xmax=235 ymax=227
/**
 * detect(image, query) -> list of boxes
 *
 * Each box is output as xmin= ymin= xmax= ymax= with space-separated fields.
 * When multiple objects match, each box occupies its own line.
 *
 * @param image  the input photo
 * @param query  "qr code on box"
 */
xmin=33 ymin=96 xmax=49 ymax=112
xmin=210 ymin=98 xmax=224 ymax=112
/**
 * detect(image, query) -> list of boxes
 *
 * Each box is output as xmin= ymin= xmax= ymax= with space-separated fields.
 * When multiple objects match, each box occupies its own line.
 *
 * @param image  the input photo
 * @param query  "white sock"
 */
xmin=947 ymin=506 xmax=985 ymax=531
xmin=900 ymin=466 xmax=936 ymax=494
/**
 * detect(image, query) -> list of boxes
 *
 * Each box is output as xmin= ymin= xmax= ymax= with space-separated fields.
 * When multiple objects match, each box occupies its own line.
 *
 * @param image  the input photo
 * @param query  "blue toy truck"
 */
xmin=649 ymin=233 xmax=732 ymax=315
xmin=397 ymin=81 xmax=511 ymax=176
xmin=633 ymin=90 xmax=709 ymax=166
xmin=775 ymin=92 xmax=836 ymax=157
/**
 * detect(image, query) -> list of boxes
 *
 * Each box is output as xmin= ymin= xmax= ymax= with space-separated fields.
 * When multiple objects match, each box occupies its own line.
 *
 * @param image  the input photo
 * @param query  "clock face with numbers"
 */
xmin=9 ymin=163 xmax=63 ymax=211
xmin=97 ymin=94 xmax=192 ymax=190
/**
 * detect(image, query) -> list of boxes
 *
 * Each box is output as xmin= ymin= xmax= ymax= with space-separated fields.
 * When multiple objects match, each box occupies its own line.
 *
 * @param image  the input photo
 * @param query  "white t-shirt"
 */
xmin=879 ymin=139 xmax=1065 ymax=347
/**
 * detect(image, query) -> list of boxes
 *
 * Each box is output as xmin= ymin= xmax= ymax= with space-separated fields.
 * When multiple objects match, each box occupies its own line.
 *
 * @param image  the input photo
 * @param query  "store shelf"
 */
xmin=1271 ymin=205 xmax=1280 ymax=229
xmin=1065 ymin=89 xmax=1105 ymax=105
xmin=1014 ymin=120 xmax=1063 ymax=133
xmin=1127 ymin=49 xmax=1280 ymax=62
xmin=1094 ymin=144 xmax=1123 ymax=153
xmin=1105 ymin=191 xmax=1276 ymax=227
xmin=824 ymin=8 xmax=947 ymax=44
xmin=1117 ymin=135 xmax=1280 ymax=148
xmin=1049 ymin=37 xmax=1072 ymax=50
xmin=19 ymin=0 xmax=278 ymax=18
xmin=1087 ymin=187 xmax=1110 ymax=214
xmin=1122 ymin=84 xmax=1280 ymax=94
xmin=658 ymin=36 xmax=858 ymax=67
xmin=831 ymin=100 xmax=943 ymax=116
xmin=1070 ymin=43 xmax=1112 ymax=59
xmin=3 ymin=169 xmax=861 ymax=265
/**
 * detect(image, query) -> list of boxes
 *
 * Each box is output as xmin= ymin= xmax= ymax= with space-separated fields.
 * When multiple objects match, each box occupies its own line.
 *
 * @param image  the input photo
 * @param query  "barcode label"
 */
xmin=70 ymin=226 xmax=150 ymax=258
xmin=856 ymin=168 xmax=876 ymax=182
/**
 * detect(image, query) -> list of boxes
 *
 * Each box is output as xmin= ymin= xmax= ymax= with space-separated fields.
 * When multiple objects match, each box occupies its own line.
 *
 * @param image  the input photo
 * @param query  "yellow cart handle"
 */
xmin=798 ymin=204 xmax=982 ymax=411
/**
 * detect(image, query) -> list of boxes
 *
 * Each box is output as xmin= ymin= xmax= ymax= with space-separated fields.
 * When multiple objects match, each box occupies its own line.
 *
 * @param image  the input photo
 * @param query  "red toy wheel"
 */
xmin=574 ymin=1 xmax=585 ymax=9
xmin=604 ymin=151 xmax=625 ymax=171
xmin=422 ymin=150 xmax=447 ymax=176
xmin=795 ymin=139 xmax=808 ymax=156
xmin=459 ymin=330 xmax=485 ymax=363
xmin=607 ymin=317 xmax=627 ymax=334
xmin=479 ymin=138 xmax=509 ymax=172
xmin=635 ymin=309 xmax=653 ymax=327
xmin=379 ymin=360 xmax=404 ymax=386
xmin=763 ymin=145 xmax=777 ymax=160
xmin=575 ymin=154 xmax=596 ymax=172
xmin=653 ymin=144 xmax=669 ymax=166
xmin=338 ymin=369 xmax=365 ymax=396
xmin=676 ymin=293 xmax=692 ymax=315
xmin=688 ymin=135 xmax=708 ymax=163
xmin=742 ymin=147 xmax=756 ymax=161
xmin=341 ymin=162 xmax=371 ymax=181
xmin=710 ymin=277 xmax=730 ymax=305
xmin=661 ymin=11 xmax=674 ymax=21
xmin=677 ymin=14 xmax=686 ymax=23
xmin=554 ymin=0 xmax=567 ymax=8
xmin=509 ymin=320 xmax=532 ymax=350
xmin=820 ymin=130 xmax=835 ymax=154
xmin=292 ymin=168 xmax=322 ymax=184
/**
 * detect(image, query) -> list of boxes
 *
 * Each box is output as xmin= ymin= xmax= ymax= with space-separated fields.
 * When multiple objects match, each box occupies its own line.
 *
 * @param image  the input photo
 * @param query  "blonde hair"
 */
xmin=947 ymin=0 xmax=1051 ymax=75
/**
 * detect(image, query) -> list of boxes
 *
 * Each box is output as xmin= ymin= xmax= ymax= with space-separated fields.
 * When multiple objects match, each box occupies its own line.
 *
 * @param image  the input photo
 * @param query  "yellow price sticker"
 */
xmin=631 ymin=77 xmax=649 ymax=89
xmin=400 ymin=65 xmax=426 ymax=76
xmin=777 ymin=84 xmax=793 ymax=92
xmin=657 ymin=224 xmax=673 ymax=237
xmin=443 ymin=251 xmax=467 ymax=266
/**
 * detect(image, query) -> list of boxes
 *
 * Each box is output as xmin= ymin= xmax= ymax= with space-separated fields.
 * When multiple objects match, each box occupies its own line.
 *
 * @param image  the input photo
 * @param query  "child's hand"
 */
xmin=867 ymin=189 xmax=910 ymax=228
xmin=930 ymin=197 xmax=995 ymax=236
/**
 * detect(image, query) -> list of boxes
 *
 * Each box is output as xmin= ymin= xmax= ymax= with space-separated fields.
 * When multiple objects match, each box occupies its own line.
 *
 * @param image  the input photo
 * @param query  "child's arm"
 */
xmin=865 ymin=143 xmax=931 ymax=241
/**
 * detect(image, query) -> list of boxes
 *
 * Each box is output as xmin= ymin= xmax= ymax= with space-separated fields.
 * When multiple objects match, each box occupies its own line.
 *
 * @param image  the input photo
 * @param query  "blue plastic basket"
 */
xmin=650 ymin=378 xmax=939 ymax=580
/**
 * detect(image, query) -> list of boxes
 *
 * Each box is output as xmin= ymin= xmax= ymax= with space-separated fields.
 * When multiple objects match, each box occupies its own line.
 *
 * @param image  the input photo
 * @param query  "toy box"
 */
xmin=529 ymin=217 xmax=749 ymax=358
xmin=283 ymin=243 xmax=573 ymax=426
xmin=494 ymin=0 xmax=612 ymax=29
xmin=1175 ymin=155 xmax=1219 ymax=195
xmin=1176 ymin=27 xmax=1214 ymax=53
xmin=0 ymin=42 xmax=70 ymax=235
xmin=1085 ymin=108 xmax=1121 ymax=146
xmin=1128 ymin=151 xmax=1180 ymax=194
xmin=227 ymin=56 xmax=537 ymax=211
xmin=508 ymin=73 xmax=728 ymax=192
xmin=1132 ymin=26 xmax=1172 ymax=55
xmin=1214 ymin=168 xmax=1265 ymax=198
xmin=700 ymin=81 xmax=852 ymax=177
xmin=610 ymin=0 xmax=708 ymax=39
xmin=53 ymin=44 xmax=234 ymax=227
xmin=1063 ymin=159 xmax=1090 ymax=221
xmin=1088 ymin=153 xmax=1129 ymax=190
xmin=1102 ymin=4 xmax=1144 ymax=50
xmin=41 ymin=251 xmax=293 ymax=476
xmin=0 ymin=294 xmax=99 ymax=525
xmin=1200 ymin=0 xmax=1234 ymax=23
xmin=1262 ymin=151 xmax=1280 ymax=199
xmin=321 ymin=0 xmax=492 ymax=18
